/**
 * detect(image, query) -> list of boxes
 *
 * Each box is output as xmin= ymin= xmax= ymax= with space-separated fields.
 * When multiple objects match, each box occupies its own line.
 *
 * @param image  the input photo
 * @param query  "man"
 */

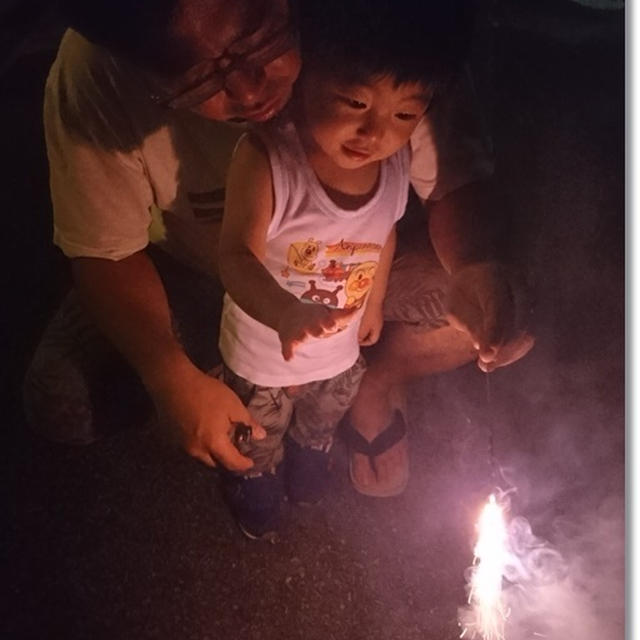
xmin=24 ymin=0 xmax=533 ymax=488
xmin=25 ymin=0 xmax=301 ymax=472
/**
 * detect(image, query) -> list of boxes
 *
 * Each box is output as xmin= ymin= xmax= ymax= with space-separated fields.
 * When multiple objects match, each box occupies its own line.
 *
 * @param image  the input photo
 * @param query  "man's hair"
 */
xmin=297 ymin=0 xmax=474 ymax=91
xmin=59 ymin=0 xmax=201 ymax=73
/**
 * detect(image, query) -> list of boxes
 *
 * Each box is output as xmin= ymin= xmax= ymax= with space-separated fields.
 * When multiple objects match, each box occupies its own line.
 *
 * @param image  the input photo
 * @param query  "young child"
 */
xmin=218 ymin=0 xmax=468 ymax=539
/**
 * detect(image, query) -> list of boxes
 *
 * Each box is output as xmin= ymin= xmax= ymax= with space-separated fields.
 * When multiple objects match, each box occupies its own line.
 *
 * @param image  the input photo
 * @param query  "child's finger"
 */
xmin=281 ymin=337 xmax=296 ymax=360
xmin=331 ymin=306 xmax=358 ymax=321
xmin=311 ymin=320 xmax=332 ymax=336
xmin=327 ymin=306 xmax=357 ymax=332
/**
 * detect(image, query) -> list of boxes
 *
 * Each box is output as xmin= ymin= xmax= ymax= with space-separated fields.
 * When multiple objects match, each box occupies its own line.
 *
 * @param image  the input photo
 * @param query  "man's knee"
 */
xmin=23 ymin=351 xmax=98 ymax=445
xmin=23 ymin=345 xmax=153 ymax=445
xmin=22 ymin=293 xmax=152 ymax=445
xmin=369 ymin=323 xmax=476 ymax=380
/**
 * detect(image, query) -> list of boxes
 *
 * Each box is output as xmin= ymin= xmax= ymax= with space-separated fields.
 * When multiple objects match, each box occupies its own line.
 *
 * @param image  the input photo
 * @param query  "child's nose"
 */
xmin=356 ymin=112 xmax=384 ymax=142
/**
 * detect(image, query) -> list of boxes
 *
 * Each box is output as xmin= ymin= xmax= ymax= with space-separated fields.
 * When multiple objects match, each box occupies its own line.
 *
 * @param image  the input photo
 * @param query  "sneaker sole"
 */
xmin=237 ymin=521 xmax=280 ymax=544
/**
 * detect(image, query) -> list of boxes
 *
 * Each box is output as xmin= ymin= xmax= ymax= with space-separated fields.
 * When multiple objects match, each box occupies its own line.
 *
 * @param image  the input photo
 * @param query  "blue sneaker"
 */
xmin=284 ymin=436 xmax=331 ymax=506
xmin=220 ymin=470 xmax=284 ymax=542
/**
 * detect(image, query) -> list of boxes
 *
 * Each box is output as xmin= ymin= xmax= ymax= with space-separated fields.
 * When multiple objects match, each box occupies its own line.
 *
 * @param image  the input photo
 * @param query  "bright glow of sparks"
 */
xmin=462 ymin=494 xmax=510 ymax=640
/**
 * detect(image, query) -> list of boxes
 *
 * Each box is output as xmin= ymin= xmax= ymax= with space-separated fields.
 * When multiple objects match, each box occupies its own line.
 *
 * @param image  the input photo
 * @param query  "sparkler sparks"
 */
xmin=460 ymin=494 xmax=510 ymax=640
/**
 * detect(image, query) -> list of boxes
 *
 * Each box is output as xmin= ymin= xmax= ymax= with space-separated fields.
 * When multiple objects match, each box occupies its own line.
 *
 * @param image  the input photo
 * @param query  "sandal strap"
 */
xmin=344 ymin=411 xmax=407 ymax=458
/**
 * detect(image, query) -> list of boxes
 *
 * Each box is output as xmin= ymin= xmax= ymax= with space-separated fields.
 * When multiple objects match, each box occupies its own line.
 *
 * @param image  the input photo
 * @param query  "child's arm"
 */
xmin=358 ymin=225 xmax=396 ymax=346
xmin=220 ymin=133 xmax=355 ymax=360
xmin=219 ymin=133 xmax=295 ymax=327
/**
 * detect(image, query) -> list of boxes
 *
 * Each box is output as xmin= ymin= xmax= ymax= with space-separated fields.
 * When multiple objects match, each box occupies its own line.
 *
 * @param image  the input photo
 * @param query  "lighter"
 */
xmin=232 ymin=422 xmax=252 ymax=446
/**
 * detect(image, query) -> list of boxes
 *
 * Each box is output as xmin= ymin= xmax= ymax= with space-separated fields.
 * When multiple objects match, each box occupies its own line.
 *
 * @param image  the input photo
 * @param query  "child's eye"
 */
xmin=396 ymin=112 xmax=417 ymax=121
xmin=340 ymin=96 xmax=367 ymax=109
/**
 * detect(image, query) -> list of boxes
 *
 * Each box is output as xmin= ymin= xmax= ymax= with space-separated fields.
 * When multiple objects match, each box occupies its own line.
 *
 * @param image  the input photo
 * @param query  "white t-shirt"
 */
xmin=219 ymin=120 xmax=409 ymax=386
xmin=44 ymin=30 xmax=491 ymax=276
xmin=45 ymin=29 xmax=244 ymax=276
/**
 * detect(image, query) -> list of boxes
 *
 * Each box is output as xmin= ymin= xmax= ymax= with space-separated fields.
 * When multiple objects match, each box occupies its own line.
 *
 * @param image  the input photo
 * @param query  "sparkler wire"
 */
xmin=485 ymin=373 xmax=501 ymax=484
xmin=458 ymin=372 xmax=512 ymax=640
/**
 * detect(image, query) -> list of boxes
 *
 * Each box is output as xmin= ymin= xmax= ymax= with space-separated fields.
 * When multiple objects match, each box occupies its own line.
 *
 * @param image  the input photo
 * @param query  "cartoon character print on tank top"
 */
xmin=279 ymin=237 xmax=382 ymax=314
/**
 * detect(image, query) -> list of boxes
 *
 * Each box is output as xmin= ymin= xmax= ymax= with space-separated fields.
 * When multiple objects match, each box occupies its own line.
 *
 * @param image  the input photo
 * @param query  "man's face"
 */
xmin=155 ymin=0 xmax=301 ymax=122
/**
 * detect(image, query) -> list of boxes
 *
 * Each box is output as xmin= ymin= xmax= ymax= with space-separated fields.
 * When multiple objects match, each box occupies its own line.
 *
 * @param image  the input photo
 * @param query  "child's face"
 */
xmin=299 ymin=73 xmax=431 ymax=169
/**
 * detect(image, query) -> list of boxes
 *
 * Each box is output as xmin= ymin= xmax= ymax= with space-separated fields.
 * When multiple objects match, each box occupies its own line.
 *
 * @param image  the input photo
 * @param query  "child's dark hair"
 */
xmin=297 ymin=0 xmax=475 ymax=92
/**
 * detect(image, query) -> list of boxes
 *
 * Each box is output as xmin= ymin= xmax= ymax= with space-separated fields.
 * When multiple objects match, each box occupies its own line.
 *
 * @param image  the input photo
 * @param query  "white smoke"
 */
xmin=459 ymin=492 xmax=624 ymax=640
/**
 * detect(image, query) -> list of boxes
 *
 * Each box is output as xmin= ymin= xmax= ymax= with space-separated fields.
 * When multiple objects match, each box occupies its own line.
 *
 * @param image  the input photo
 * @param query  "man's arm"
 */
xmin=428 ymin=179 xmax=497 ymax=273
xmin=428 ymin=180 xmax=534 ymax=371
xmin=71 ymin=251 xmax=264 ymax=469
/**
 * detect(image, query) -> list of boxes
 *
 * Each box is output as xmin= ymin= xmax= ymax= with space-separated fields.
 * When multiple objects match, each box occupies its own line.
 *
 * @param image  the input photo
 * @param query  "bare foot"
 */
xmin=350 ymin=436 xmax=409 ymax=496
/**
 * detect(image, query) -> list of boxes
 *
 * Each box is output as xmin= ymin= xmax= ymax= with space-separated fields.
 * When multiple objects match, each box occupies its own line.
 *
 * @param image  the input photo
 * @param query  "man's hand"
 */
xmin=152 ymin=365 xmax=266 ymax=470
xmin=358 ymin=303 xmax=384 ymax=346
xmin=446 ymin=261 xmax=535 ymax=372
xmin=278 ymin=302 xmax=357 ymax=361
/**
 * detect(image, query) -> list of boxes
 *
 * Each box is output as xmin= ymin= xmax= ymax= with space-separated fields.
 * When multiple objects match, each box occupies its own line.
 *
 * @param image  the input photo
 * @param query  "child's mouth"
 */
xmin=342 ymin=145 xmax=372 ymax=160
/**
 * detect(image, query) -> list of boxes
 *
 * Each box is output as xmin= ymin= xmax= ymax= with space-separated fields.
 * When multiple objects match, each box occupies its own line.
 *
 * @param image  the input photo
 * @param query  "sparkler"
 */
xmin=460 ymin=493 xmax=510 ymax=640
xmin=458 ymin=374 xmax=514 ymax=639
xmin=460 ymin=372 xmax=510 ymax=638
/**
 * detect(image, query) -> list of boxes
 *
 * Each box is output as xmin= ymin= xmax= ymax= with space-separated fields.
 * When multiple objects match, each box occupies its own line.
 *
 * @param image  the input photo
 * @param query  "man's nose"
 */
xmin=224 ymin=65 xmax=268 ymax=105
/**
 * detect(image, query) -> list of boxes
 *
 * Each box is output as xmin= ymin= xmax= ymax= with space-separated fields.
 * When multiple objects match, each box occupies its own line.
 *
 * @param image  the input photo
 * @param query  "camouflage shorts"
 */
xmin=384 ymin=192 xmax=451 ymax=331
xmin=222 ymin=356 xmax=367 ymax=474
xmin=384 ymin=249 xmax=450 ymax=330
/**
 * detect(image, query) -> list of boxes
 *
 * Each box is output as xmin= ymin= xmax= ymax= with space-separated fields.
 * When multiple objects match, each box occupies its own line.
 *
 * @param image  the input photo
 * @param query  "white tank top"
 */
xmin=219 ymin=119 xmax=410 ymax=386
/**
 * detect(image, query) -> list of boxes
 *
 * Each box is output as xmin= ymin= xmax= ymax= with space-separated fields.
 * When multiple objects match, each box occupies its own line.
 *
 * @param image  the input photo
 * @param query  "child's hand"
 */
xmin=358 ymin=303 xmax=384 ymax=346
xmin=278 ymin=302 xmax=357 ymax=360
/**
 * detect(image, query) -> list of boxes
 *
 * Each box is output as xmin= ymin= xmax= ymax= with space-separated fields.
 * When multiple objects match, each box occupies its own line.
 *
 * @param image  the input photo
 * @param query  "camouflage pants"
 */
xmin=222 ymin=356 xmax=367 ymax=474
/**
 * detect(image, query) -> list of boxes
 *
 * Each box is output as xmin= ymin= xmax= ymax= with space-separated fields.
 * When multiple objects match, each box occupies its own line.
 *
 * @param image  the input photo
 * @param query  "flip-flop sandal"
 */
xmin=344 ymin=410 xmax=409 ymax=497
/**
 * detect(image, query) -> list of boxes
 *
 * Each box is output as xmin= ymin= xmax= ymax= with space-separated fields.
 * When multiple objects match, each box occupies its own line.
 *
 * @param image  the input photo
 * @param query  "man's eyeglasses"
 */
xmin=148 ymin=23 xmax=298 ymax=110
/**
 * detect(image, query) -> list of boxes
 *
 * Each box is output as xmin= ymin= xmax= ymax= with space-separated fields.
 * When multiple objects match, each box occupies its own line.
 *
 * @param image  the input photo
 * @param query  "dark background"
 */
xmin=1 ymin=1 xmax=625 ymax=639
